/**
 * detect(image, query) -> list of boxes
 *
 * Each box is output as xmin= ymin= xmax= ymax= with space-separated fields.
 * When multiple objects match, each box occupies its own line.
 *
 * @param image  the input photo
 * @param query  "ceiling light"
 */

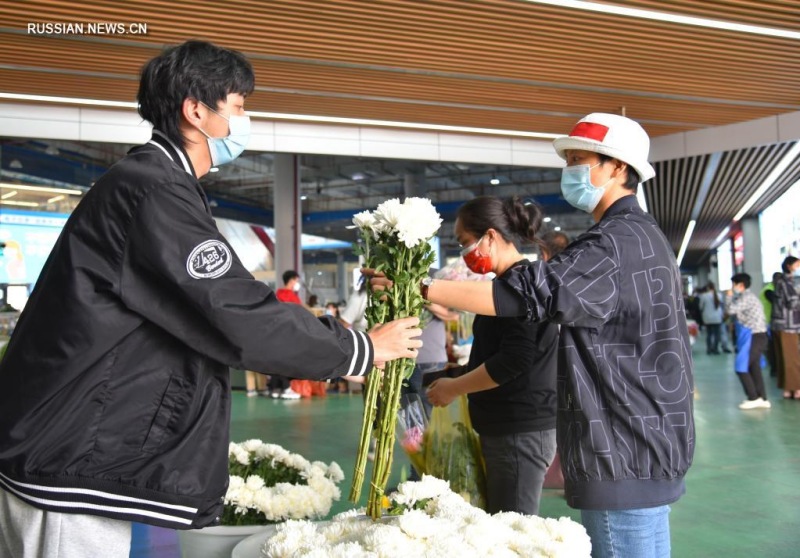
xmin=0 ymin=92 xmax=137 ymax=108
xmin=676 ymin=219 xmax=697 ymax=267
xmin=490 ymin=178 xmax=500 ymax=185
xmin=0 ymin=183 xmax=83 ymax=196
xmin=9 ymin=159 xmax=22 ymax=169
xmin=712 ymin=226 xmax=731 ymax=248
xmin=554 ymin=226 xmax=562 ymax=231
xmin=0 ymin=200 xmax=39 ymax=207
xmin=543 ymin=216 xmax=552 ymax=223
xmin=300 ymin=195 xmax=308 ymax=200
xmin=247 ymin=110 xmax=561 ymax=139
xmin=0 ymin=93 xmax=562 ymax=140
xmin=47 ymin=195 xmax=65 ymax=203
xmin=1 ymin=191 xmax=17 ymax=200
xmin=209 ymin=167 xmax=220 ymax=173
xmin=524 ymin=0 xmax=800 ymax=39
xmin=733 ymin=141 xmax=800 ymax=221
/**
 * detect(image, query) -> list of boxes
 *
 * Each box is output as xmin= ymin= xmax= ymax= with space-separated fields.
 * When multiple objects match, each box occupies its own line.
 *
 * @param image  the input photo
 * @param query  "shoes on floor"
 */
xmin=783 ymin=391 xmax=793 ymax=399
xmin=280 ymin=388 xmax=302 ymax=400
xmin=739 ymin=398 xmax=770 ymax=410
xmin=246 ymin=390 xmax=258 ymax=398
xmin=269 ymin=391 xmax=281 ymax=399
xmin=722 ymin=348 xmax=732 ymax=353
xmin=257 ymin=390 xmax=270 ymax=398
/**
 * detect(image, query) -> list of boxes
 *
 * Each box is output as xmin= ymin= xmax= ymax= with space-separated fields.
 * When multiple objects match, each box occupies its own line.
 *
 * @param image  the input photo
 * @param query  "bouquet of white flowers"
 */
xmin=222 ymin=440 xmax=344 ymax=526
xmin=348 ymin=197 xmax=442 ymax=519
xmin=264 ymin=475 xmax=592 ymax=557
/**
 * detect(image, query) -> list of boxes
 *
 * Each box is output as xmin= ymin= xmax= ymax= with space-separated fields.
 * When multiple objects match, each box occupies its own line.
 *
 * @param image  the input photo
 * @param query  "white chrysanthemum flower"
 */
xmin=245 ymin=475 xmax=265 ymax=490
xmin=395 ymin=197 xmax=442 ymax=248
xmin=223 ymin=441 xmax=343 ymax=526
xmin=373 ymin=198 xmax=404 ymax=231
xmin=390 ymin=475 xmax=451 ymax=508
xmin=350 ymin=210 xmax=376 ymax=231
xmin=395 ymin=508 xmax=449 ymax=539
xmin=423 ymin=532 xmax=476 ymax=557
xmin=229 ymin=444 xmax=250 ymax=465
xmin=326 ymin=461 xmax=345 ymax=482
xmin=424 ymin=490 xmax=472 ymax=521
xmin=333 ymin=508 xmax=365 ymax=522
xmin=241 ymin=439 xmax=263 ymax=452
xmin=263 ymin=483 xmax=590 ymax=557
xmin=264 ymin=520 xmax=326 ymax=558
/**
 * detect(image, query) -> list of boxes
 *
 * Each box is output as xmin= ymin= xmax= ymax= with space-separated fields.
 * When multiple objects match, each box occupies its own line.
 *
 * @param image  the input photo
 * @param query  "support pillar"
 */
xmin=273 ymin=154 xmax=302 ymax=284
xmin=336 ymin=252 xmax=347 ymax=303
xmin=740 ymin=217 xmax=764 ymax=292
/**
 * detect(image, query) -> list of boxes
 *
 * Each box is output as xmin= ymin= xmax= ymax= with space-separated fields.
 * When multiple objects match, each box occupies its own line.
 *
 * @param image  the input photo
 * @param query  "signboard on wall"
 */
xmin=733 ymin=231 xmax=744 ymax=270
xmin=760 ymin=180 xmax=800 ymax=282
xmin=0 ymin=210 xmax=67 ymax=285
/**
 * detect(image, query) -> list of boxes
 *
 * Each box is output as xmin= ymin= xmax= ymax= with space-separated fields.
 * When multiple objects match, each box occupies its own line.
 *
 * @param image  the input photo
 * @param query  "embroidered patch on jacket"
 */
xmin=186 ymin=240 xmax=232 ymax=279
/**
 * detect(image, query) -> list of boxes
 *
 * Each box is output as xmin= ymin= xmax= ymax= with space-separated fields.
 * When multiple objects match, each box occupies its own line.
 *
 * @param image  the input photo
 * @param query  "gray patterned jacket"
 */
xmin=771 ymin=273 xmax=800 ymax=333
xmin=726 ymin=289 xmax=767 ymax=334
xmin=494 ymin=195 xmax=695 ymax=511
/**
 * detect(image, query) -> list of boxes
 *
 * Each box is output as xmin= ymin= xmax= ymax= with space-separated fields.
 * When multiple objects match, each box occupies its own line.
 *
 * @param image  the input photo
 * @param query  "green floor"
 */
xmin=132 ymin=340 xmax=800 ymax=557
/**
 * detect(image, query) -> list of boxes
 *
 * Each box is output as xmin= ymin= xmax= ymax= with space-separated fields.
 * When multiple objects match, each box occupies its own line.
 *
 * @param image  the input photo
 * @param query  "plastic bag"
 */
xmin=397 ymin=394 xmax=428 ymax=474
xmin=397 ymin=394 xmax=487 ymax=509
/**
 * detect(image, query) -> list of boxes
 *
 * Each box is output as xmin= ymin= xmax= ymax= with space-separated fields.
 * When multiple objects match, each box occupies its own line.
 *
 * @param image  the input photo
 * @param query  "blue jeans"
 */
xmin=581 ymin=506 xmax=671 ymax=558
xmin=705 ymin=323 xmax=721 ymax=353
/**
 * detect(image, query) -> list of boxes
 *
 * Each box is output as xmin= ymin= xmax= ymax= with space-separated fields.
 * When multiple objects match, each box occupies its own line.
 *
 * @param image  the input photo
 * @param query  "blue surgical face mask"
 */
xmin=560 ymin=163 xmax=611 ymax=213
xmin=198 ymin=102 xmax=250 ymax=166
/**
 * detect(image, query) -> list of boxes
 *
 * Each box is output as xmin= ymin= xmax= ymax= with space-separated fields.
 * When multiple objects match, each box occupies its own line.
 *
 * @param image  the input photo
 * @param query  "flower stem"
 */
xmin=349 ymin=367 xmax=381 ymax=503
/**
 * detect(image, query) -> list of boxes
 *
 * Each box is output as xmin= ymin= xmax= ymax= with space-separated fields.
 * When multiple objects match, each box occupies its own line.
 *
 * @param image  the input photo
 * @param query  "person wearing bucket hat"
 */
xmin=414 ymin=113 xmax=695 ymax=558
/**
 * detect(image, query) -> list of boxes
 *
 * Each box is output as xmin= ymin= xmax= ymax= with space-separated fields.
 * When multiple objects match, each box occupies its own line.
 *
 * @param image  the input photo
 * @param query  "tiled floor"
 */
xmin=132 ymin=339 xmax=800 ymax=557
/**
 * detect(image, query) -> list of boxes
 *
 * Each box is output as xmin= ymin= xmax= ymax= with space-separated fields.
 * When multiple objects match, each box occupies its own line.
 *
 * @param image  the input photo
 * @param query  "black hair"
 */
xmin=282 ymin=270 xmax=299 ymax=285
xmin=706 ymin=281 xmax=720 ymax=309
xmin=137 ymin=40 xmax=255 ymax=148
xmin=541 ymin=230 xmax=570 ymax=260
xmin=457 ymin=196 xmax=544 ymax=249
xmin=781 ymin=256 xmax=799 ymax=275
xmin=731 ymin=273 xmax=751 ymax=289
xmin=597 ymin=154 xmax=641 ymax=192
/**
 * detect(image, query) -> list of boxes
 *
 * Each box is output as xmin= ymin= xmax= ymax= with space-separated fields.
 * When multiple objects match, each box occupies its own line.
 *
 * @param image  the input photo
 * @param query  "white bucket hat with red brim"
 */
xmin=553 ymin=113 xmax=656 ymax=182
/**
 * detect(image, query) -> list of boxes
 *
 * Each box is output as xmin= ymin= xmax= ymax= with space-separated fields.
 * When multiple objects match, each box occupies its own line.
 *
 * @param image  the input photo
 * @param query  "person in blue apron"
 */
xmin=726 ymin=273 xmax=770 ymax=410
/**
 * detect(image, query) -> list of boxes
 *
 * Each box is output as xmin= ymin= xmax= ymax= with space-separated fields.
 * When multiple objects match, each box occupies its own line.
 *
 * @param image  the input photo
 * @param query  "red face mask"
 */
xmin=461 ymin=235 xmax=492 ymax=274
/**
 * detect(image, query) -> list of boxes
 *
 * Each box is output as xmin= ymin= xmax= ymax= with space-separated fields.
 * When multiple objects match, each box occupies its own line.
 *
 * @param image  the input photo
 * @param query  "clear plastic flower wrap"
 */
xmin=396 ymin=394 xmax=487 ymax=510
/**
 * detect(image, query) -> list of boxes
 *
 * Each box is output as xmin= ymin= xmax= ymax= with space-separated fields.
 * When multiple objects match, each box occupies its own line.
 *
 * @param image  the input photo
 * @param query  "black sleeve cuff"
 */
xmin=344 ymin=329 xmax=373 ymax=377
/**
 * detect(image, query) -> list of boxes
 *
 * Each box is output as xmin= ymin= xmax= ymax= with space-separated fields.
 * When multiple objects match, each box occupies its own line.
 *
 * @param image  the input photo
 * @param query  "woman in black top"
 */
xmin=427 ymin=196 xmax=558 ymax=515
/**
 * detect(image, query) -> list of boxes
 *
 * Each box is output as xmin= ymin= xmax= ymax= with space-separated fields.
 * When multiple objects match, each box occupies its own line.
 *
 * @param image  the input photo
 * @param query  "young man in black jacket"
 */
xmin=0 ymin=41 xmax=421 ymax=557
xmin=422 ymin=113 xmax=695 ymax=558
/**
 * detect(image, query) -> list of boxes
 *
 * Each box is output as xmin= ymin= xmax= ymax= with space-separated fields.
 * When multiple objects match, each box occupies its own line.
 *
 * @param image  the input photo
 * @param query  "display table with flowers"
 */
xmin=178 ymin=439 xmax=344 ymax=558
xmin=233 ymin=475 xmax=591 ymax=558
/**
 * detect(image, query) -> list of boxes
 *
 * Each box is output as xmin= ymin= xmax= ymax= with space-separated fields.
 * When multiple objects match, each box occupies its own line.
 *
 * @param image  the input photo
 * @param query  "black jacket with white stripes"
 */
xmin=0 ymin=133 xmax=373 ymax=529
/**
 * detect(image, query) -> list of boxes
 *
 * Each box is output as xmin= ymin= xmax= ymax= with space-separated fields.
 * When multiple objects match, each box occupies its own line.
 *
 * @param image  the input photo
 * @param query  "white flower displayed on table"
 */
xmin=263 ymin=475 xmax=591 ymax=557
xmin=222 ymin=439 xmax=344 ymax=526
xmin=348 ymin=197 xmax=442 ymax=519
